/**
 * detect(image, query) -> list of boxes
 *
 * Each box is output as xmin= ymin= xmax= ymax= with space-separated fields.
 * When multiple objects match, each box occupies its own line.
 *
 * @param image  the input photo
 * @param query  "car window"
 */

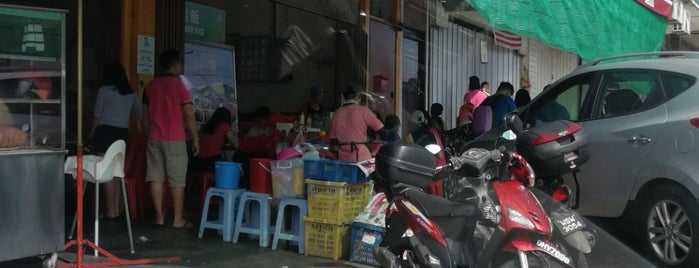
xmin=524 ymin=73 xmax=595 ymax=127
xmin=596 ymin=71 xmax=662 ymax=118
xmin=660 ymin=72 xmax=695 ymax=100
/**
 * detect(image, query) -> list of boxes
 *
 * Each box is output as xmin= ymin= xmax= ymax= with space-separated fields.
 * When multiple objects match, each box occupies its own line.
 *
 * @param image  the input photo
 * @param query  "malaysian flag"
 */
xmin=494 ymin=30 xmax=522 ymax=50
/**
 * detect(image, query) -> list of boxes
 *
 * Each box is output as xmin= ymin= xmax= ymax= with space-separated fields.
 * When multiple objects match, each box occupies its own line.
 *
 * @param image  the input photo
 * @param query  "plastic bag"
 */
xmin=296 ymin=143 xmax=319 ymax=160
xmin=353 ymin=192 xmax=389 ymax=227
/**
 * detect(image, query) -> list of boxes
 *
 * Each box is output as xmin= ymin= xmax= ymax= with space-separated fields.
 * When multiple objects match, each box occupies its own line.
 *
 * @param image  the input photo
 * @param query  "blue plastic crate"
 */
xmin=303 ymin=159 xmax=327 ymax=179
xmin=323 ymin=161 xmax=370 ymax=183
xmin=349 ymin=222 xmax=384 ymax=267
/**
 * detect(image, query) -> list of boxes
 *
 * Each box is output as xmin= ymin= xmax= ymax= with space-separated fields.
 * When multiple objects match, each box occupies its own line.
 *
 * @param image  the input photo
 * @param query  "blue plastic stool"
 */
xmin=232 ymin=192 xmax=275 ymax=247
xmin=198 ymin=188 xmax=246 ymax=242
xmin=272 ymin=198 xmax=307 ymax=254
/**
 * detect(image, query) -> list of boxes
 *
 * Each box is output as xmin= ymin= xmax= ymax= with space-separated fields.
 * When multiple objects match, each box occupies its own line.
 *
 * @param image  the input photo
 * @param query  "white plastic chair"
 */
xmin=64 ymin=139 xmax=134 ymax=255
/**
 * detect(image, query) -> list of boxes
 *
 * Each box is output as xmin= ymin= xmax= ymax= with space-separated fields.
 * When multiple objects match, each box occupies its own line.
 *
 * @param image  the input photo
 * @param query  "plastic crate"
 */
xmin=349 ymin=222 xmax=384 ymax=266
xmin=303 ymin=159 xmax=328 ymax=179
xmin=323 ymin=160 xmax=370 ymax=183
xmin=304 ymin=217 xmax=350 ymax=260
xmin=306 ymin=179 xmax=372 ymax=222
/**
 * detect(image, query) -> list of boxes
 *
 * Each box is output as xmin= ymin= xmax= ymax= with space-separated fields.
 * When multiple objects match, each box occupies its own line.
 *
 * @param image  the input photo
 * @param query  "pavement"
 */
xmin=0 ymin=180 xmax=660 ymax=268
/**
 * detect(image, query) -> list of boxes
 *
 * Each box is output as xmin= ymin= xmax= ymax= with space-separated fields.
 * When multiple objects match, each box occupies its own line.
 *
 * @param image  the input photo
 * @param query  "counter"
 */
xmin=0 ymin=148 xmax=67 ymax=262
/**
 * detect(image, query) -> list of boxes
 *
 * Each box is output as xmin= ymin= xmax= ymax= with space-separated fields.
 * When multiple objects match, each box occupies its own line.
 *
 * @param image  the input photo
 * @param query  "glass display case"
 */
xmin=0 ymin=4 xmax=67 ymax=263
xmin=0 ymin=4 xmax=65 ymax=149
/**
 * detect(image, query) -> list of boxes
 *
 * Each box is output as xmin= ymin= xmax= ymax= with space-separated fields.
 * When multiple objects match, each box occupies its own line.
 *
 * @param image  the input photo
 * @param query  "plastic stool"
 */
xmin=272 ymin=198 xmax=307 ymax=254
xmin=198 ymin=188 xmax=246 ymax=242
xmin=232 ymin=192 xmax=275 ymax=247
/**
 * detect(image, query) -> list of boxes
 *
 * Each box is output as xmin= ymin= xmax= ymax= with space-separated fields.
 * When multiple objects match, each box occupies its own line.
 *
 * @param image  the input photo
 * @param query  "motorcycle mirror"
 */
xmin=502 ymin=130 xmax=517 ymax=141
xmin=504 ymin=113 xmax=523 ymax=134
xmin=425 ymin=144 xmax=442 ymax=154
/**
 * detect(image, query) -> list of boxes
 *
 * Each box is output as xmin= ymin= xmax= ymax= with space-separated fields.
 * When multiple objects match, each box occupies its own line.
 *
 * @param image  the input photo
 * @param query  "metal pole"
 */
xmin=76 ymin=0 xmax=84 ymax=266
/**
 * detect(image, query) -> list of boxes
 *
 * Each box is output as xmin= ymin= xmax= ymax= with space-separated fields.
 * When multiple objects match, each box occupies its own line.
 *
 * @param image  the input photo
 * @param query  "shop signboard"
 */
xmin=0 ymin=6 xmax=62 ymax=61
xmin=185 ymin=2 xmax=226 ymax=44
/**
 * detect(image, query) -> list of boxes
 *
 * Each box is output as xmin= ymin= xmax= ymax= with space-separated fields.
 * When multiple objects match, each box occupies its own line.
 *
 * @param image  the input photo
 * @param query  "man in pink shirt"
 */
xmin=330 ymin=84 xmax=385 ymax=163
xmin=143 ymin=49 xmax=199 ymax=228
xmin=463 ymin=75 xmax=488 ymax=107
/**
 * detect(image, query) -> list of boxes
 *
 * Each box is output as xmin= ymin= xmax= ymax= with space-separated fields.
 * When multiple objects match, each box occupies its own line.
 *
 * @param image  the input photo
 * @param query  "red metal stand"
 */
xmin=59 ymin=147 xmax=181 ymax=267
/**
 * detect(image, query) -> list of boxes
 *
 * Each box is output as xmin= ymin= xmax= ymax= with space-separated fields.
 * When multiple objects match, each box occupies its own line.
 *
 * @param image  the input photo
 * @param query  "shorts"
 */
xmin=146 ymin=139 xmax=188 ymax=187
xmin=88 ymin=125 xmax=129 ymax=154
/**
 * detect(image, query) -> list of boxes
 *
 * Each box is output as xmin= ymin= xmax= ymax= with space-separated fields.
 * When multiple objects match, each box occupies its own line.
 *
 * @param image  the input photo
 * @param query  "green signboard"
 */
xmin=0 ymin=6 xmax=63 ymax=61
xmin=185 ymin=2 xmax=226 ymax=44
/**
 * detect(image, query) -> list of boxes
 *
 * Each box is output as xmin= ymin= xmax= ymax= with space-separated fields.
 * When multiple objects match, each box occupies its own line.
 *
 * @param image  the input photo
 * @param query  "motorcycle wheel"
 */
xmin=494 ymin=252 xmax=565 ymax=268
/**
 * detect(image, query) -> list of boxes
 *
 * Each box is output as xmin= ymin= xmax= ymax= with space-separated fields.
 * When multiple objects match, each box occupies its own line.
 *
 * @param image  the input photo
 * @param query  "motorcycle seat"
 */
xmin=404 ymin=187 xmax=480 ymax=218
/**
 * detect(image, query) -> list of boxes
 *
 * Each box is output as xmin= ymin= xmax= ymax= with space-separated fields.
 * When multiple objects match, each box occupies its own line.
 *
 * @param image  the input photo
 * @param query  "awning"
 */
xmin=464 ymin=0 xmax=668 ymax=60
xmin=636 ymin=0 xmax=673 ymax=19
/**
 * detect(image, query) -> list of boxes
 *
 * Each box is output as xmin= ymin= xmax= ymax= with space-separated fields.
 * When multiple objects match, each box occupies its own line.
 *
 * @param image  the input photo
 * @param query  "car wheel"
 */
xmin=637 ymin=184 xmax=699 ymax=267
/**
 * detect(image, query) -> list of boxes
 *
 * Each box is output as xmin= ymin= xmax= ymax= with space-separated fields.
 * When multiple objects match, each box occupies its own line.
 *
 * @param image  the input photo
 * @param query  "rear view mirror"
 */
xmin=504 ymin=113 xmax=524 ymax=134
xmin=425 ymin=144 xmax=442 ymax=154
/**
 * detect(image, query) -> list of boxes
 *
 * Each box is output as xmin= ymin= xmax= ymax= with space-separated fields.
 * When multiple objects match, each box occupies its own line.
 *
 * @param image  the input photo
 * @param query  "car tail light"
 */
xmin=396 ymin=199 xmax=447 ymax=246
xmin=552 ymin=186 xmax=572 ymax=203
xmin=691 ymin=118 xmax=699 ymax=129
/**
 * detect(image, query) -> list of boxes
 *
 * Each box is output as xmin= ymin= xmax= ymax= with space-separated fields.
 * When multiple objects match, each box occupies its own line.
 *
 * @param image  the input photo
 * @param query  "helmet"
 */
xmin=410 ymin=110 xmax=427 ymax=125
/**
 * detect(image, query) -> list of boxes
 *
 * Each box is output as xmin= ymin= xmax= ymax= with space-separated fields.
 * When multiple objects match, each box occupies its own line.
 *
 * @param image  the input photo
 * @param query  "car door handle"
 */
xmin=627 ymin=136 xmax=652 ymax=145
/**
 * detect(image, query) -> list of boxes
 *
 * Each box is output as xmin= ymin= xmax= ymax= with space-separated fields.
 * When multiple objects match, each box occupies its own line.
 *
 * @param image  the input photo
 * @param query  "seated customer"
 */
xmin=189 ymin=107 xmax=238 ymax=173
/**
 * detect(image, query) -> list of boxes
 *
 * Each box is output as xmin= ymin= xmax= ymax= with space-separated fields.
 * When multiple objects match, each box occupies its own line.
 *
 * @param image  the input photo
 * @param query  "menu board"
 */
xmin=183 ymin=42 xmax=238 ymax=133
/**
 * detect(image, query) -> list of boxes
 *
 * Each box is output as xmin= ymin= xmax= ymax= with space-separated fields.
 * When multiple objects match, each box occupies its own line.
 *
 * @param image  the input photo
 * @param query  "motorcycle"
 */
xmin=373 ymin=144 xmax=576 ymax=267
xmin=373 ymin=115 xmax=593 ymax=267
xmin=449 ymin=114 xmax=597 ymax=266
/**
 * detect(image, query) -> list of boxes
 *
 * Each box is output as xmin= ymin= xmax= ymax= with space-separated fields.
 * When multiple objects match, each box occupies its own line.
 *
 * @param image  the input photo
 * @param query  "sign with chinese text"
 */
xmin=185 ymin=2 xmax=226 ymax=44
xmin=137 ymin=35 xmax=155 ymax=75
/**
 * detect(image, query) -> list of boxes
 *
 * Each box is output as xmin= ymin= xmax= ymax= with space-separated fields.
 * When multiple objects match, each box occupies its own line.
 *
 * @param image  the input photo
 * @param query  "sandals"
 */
xmin=172 ymin=220 xmax=194 ymax=229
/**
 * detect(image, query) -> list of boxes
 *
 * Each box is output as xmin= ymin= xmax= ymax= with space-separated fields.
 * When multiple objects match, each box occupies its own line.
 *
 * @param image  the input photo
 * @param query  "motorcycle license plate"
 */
xmin=552 ymin=212 xmax=586 ymax=236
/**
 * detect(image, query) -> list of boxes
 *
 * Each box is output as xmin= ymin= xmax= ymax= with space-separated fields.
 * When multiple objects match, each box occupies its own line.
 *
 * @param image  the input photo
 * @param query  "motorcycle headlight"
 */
xmin=507 ymin=207 xmax=535 ymax=229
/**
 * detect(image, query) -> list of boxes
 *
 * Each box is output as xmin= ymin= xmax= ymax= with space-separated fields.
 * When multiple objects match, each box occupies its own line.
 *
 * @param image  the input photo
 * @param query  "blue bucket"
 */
xmin=215 ymin=161 xmax=243 ymax=189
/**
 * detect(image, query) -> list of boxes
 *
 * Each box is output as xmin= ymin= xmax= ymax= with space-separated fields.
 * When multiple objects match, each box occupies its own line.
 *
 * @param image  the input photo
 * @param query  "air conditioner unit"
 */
xmin=430 ymin=0 xmax=449 ymax=28
xmin=671 ymin=22 xmax=690 ymax=35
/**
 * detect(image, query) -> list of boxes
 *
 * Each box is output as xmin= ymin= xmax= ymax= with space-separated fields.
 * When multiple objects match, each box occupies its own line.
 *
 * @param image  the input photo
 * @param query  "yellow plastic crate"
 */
xmin=306 ymin=179 xmax=372 ymax=222
xmin=304 ymin=217 xmax=350 ymax=260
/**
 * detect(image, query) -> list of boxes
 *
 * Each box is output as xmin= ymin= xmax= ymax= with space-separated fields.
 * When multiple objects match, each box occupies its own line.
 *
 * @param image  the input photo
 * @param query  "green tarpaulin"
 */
xmin=464 ymin=0 xmax=668 ymax=61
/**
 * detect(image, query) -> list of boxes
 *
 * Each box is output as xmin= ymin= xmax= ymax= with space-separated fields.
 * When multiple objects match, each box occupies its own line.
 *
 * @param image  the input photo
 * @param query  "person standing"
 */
xmin=429 ymin=103 xmax=445 ymax=135
xmin=515 ymin=86 xmax=532 ymax=107
xmin=329 ymin=83 xmax=385 ymax=163
xmin=482 ymin=82 xmax=517 ymax=126
xmin=88 ymin=61 xmax=143 ymax=219
xmin=299 ymin=85 xmax=325 ymax=128
xmin=143 ymin=49 xmax=199 ymax=228
xmin=481 ymin=81 xmax=491 ymax=96
xmin=463 ymin=76 xmax=488 ymax=107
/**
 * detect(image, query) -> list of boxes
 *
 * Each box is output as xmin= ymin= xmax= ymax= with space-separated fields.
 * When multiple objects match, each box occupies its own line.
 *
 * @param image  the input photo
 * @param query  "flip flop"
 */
xmin=172 ymin=220 xmax=193 ymax=229
xmin=152 ymin=221 xmax=166 ymax=227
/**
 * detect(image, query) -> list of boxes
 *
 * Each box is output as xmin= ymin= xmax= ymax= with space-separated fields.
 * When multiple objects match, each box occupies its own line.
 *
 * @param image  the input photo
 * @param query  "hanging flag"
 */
xmin=494 ymin=30 xmax=521 ymax=50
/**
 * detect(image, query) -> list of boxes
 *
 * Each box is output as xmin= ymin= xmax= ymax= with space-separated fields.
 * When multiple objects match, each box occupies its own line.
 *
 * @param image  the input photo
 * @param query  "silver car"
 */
xmin=500 ymin=51 xmax=699 ymax=267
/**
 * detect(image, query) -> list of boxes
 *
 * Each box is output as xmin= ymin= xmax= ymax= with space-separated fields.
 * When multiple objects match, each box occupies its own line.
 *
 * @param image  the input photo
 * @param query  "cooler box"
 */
xmin=270 ymin=158 xmax=305 ymax=198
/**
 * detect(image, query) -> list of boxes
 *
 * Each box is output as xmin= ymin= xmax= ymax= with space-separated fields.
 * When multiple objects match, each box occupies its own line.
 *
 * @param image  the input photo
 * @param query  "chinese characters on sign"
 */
xmin=185 ymin=2 xmax=225 ymax=44
xmin=137 ymin=35 xmax=154 ymax=75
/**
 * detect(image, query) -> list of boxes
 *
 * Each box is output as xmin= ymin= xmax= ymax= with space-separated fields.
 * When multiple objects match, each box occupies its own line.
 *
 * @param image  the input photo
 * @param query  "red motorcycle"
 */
xmin=374 ymin=141 xmax=581 ymax=268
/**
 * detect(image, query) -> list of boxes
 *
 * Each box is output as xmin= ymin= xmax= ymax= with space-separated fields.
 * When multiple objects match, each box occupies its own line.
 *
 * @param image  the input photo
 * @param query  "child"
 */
xmin=383 ymin=114 xmax=401 ymax=142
